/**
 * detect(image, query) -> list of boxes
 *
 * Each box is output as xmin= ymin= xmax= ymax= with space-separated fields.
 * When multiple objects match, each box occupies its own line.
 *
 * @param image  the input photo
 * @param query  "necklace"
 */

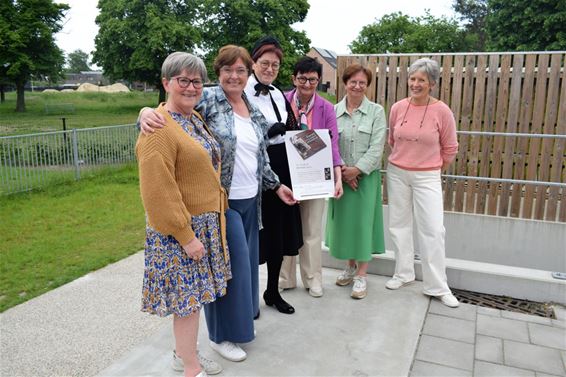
xmin=397 ymin=96 xmax=430 ymax=142
xmin=400 ymin=96 xmax=430 ymax=128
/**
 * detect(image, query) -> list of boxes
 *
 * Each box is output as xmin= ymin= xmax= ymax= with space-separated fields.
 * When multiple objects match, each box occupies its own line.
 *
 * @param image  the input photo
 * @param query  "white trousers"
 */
xmin=280 ymin=198 xmax=325 ymax=289
xmin=387 ymin=163 xmax=451 ymax=296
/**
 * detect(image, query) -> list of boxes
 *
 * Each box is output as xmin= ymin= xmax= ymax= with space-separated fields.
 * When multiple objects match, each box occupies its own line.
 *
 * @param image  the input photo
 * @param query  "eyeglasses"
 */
xmin=171 ymin=76 xmax=203 ymax=89
xmin=220 ymin=67 xmax=249 ymax=77
xmin=258 ymin=60 xmax=280 ymax=70
xmin=347 ymin=80 xmax=367 ymax=88
xmin=296 ymin=76 xmax=319 ymax=85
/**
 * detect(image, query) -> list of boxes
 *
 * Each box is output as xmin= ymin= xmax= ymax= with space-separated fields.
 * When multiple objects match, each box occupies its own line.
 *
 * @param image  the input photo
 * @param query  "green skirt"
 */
xmin=325 ymin=170 xmax=385 ymax=262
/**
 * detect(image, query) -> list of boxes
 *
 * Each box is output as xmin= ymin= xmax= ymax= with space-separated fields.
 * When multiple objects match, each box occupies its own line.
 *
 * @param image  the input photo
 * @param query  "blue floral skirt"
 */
xmin=141 ymin=212 xmax=231 ymax=317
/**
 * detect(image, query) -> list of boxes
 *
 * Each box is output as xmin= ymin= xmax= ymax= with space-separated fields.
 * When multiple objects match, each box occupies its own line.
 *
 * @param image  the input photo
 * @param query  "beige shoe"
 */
xmin=385 ymin=277 xmax=414 ymax=290
xmin=308 ymin=284 xmax=323 ymax=297
xmin=172 ymin=350 xmax=223 ymax=375
xmin=351 ymin=276 xmax=367 ymax=299
xmin=439 ymin=293 xmax=459 ymax=308
xmin=336 ymin=265 xmax=357 ymax=286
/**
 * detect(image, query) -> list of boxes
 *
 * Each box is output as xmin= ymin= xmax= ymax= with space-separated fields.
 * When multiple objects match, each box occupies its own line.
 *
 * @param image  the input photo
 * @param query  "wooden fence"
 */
xmin=336 ymin=52 xmax=566 ymax=222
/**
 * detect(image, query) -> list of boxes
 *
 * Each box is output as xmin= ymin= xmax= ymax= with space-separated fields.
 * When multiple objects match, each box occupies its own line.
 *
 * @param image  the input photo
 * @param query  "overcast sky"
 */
xmin=55 ymin=0 xmax=456 ymax=65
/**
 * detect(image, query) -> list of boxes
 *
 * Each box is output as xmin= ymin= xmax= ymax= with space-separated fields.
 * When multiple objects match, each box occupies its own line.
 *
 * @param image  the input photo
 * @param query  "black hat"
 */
xmin=251 ymin=36 xmax=282 ymax=60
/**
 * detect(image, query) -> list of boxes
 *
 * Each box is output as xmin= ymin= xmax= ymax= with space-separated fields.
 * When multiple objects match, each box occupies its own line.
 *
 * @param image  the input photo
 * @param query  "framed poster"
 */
xmin=284 ymin=129 xmax=334 ymax=200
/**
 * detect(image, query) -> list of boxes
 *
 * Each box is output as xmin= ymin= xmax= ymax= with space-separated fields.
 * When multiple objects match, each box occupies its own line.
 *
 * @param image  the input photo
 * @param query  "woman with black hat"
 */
xmin=244 ymin=36 xmax=303 ymax=315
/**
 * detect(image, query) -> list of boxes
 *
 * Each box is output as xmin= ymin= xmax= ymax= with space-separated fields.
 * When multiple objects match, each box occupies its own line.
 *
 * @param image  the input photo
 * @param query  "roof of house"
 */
xmin=311 ymin=47 xmax=337 ymax=69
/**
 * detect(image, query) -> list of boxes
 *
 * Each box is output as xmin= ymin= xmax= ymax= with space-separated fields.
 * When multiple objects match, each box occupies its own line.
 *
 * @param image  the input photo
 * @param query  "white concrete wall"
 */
xmin=378 ymin=206 xmax=566 ymax=273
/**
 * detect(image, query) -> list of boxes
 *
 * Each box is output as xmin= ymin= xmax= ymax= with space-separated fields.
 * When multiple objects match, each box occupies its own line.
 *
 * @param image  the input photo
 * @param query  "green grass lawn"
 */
xmin=0 ymin=91 xmax=158 ymax=136
xmin=0 ymin=164 xmax=145 ymax=312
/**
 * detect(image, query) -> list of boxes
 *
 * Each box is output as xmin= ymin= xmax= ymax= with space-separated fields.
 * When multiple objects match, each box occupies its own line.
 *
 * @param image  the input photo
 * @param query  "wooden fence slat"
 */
xmin=397 ymin=56 xmax=409 ymax=100
xmin=386 ymin=56 xmax=399 ymax=115
xmin=487 ymin=54 xmax=512 ymax=215
xmin=454 ymin=55 xmax=476 ymax=212
xmin=537 ymin=54 xmax=562 ymax=220
xmin=376 ymin=56 xmax=387 ymax=108
xmin=366 ymin=56 xmax=378 ymax=103
xmin=431 ymin=55 xmax=442 ymax=99
xmin=440 ymin=55 xmax=453 ymax=104
xmin=510 ymin=54 xmax=537 ymax=218
xmin=465 ymin=55 xmax=488 ymax=214
xmin=523 ymin=54 xmax=550 ymax=219
xmin=444 ymin=55 xmax=465 ymax=210
xmin=544 ymin=53 xmax=566 ymax=221
xmin=556 ymin=56 xmax=566 ymax=222
xmin=476 ymin=54 xmax=500 ymax=215
xmin=499 ymin=54 xmax=524 ymax=217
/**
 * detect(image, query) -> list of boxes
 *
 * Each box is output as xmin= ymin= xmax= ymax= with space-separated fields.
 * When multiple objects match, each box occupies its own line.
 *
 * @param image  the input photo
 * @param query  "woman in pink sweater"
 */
xmin=385 ymin=58 xmax=460 ymax=308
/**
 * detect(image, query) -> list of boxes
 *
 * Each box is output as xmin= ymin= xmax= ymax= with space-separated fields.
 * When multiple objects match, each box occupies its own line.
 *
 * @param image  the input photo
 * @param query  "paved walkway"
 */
xmin=1 ymin=252 xmax=565 ymax=376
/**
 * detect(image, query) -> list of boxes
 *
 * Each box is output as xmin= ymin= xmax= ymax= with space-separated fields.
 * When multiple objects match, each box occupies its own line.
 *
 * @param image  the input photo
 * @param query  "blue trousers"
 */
xmin=204 ymin=197 xmax=258 ymax=343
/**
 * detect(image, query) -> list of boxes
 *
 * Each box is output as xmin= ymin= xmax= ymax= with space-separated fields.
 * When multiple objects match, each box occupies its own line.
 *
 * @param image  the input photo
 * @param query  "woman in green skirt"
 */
xmin=325 ymin=63 xmax=387 ymax=299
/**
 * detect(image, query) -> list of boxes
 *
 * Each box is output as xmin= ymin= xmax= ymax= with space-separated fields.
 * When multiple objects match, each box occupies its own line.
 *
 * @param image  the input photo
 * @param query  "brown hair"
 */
xmin=252 ymin=44 xmax=283 ymax=62
xmin=342 ymin=64 xmax=373 ymax=86
xmin=213 ymin=45 xmax=253 ymax=76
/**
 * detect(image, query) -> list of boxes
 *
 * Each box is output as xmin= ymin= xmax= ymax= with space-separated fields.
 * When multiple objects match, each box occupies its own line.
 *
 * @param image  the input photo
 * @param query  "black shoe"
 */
xmin=254 ymin=309 xmax=260 ymax=320
xmin=263 ymin=291 xmax=295 ymax=314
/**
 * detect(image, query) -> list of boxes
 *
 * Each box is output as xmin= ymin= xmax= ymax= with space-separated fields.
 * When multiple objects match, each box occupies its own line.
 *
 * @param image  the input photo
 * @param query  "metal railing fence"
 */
xmin=0 ymin=124 xmax=138 ymax=194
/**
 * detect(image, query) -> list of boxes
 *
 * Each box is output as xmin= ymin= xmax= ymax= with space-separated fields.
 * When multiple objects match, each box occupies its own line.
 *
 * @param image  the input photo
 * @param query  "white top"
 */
xmin=244 ymin=74 xmax=288 ymax=146
xmin=230 ymin=112 xmax=259 ymax=199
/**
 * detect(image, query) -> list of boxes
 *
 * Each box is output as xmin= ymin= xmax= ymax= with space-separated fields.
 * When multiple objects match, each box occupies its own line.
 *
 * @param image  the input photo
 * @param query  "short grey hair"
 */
xmin=409 ymin=58 xmax=440 ymax=85
xmin=161 ymin=52 xmax=208 ymax=82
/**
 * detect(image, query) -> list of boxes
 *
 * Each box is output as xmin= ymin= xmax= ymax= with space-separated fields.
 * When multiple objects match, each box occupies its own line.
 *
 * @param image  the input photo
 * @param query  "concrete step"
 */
xmin=322 ymin=247 xmax=566 ymax=304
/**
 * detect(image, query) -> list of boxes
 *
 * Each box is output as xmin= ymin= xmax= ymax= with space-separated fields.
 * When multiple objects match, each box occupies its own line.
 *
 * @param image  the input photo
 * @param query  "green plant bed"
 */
xmin=0 ymin=164 xmax=145 ymax=312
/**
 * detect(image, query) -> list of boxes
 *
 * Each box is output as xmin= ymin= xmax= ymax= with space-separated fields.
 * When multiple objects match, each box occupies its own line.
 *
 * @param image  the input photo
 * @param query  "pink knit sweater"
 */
xmin=388 ymin=99 xmax=458 ymax=171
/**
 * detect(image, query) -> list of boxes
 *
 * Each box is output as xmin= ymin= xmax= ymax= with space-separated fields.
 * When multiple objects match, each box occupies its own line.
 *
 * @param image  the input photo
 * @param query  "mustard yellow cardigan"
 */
xmin=136 ymin=104 xmax=227 ymax=253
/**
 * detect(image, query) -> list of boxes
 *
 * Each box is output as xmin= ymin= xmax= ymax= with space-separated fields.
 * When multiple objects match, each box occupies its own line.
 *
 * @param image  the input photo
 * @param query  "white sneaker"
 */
xmin=195 ymin=371 xmax=208 ymax=377
xmin=209 ymin=341 xmax=247 ymax=362
xmin=439 ymin=293 xmax=460 ymax=308
xmin=172 ymin=350 xmax=223 ymax=375
xmin=351 ymin=276 xmax=367 ymax=299
xmin=336 ymin=265 xmax=357 ymax=286
xmin=385 ymin=277 xmax=414 ymax=290
xmin=308 ymin=284 xmax=323 ymax=297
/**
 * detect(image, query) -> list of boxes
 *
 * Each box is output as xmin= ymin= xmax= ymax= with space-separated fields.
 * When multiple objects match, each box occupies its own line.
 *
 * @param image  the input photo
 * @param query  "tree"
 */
xmin=66 ymin=49 xmax=91 ymax=73
xmin=452 ymin=0 xmax=488 ymax=51
xmin=486 ymin=0 xmax=566 ymax=51
xmin=349 ymin=11 xmax=469 ymax=54
xmin=0 ymin=0 xmax=68 ymax=112
xmin=93 ymin=0 xmax=202 ymax=103
xmin=198 ymin=0 xmax=310 ymax=87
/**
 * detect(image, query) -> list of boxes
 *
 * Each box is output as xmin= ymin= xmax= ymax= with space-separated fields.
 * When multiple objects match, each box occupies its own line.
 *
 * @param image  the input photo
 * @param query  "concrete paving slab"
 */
xmin=536 ymin=373 xmax=563 ymax=377
xmin=477 ymin=314 xmax=530 ymax=342
xmin=504 ymin=340 xmax=566 ymax=376
xmin=552 ymin=319 xmax=566 ymax=329
xmin=414 ymin=335 xmax=474 ymax=371
xmin=562 ymin=350 xmax=566 ymax=371
xmin=528 ymin=323 xmax=566 ymax=350
xmin=428 ymin=300 xmax=476 ymax=321
xmin=97 ymin=267 xmax=430 ymax=376
xmin=422 ymin=314 xmax=475 ymax=343
xmin=410 ymin=360 xmax=471 ymax=376
xmin=474 ymin=360 xmax=535 ymax=376
xmin=477 ymin=307 xmax=501 ymax=317
xmin=475 ymin=335 xmax=503 ymax=364
xmin=501 ymin=310 xmax=552 ymax=325
xmin=0 ymin=252 xmax=165 ymax=377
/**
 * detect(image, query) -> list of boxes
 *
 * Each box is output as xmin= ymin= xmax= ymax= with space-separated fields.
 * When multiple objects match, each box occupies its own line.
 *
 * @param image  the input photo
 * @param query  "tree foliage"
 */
xmin=452 ymin=0 xmax=488 ymax=51
xmin=0 ymin=0 xmax=68 ymax=112
xmin=349 ymin=11 xmax=469 ymax=54
xmin=486 ymin=0 xmax=566 ymax=51
xmin=92 ymin=0 xmax=202 ymax=102
xmin=92 ymin=0 xmax=310 ymax=102
xmin=198 ymin=0 xmax=310 ymax=86
xmin=66 ymin=49 xmax=91 ymax=73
